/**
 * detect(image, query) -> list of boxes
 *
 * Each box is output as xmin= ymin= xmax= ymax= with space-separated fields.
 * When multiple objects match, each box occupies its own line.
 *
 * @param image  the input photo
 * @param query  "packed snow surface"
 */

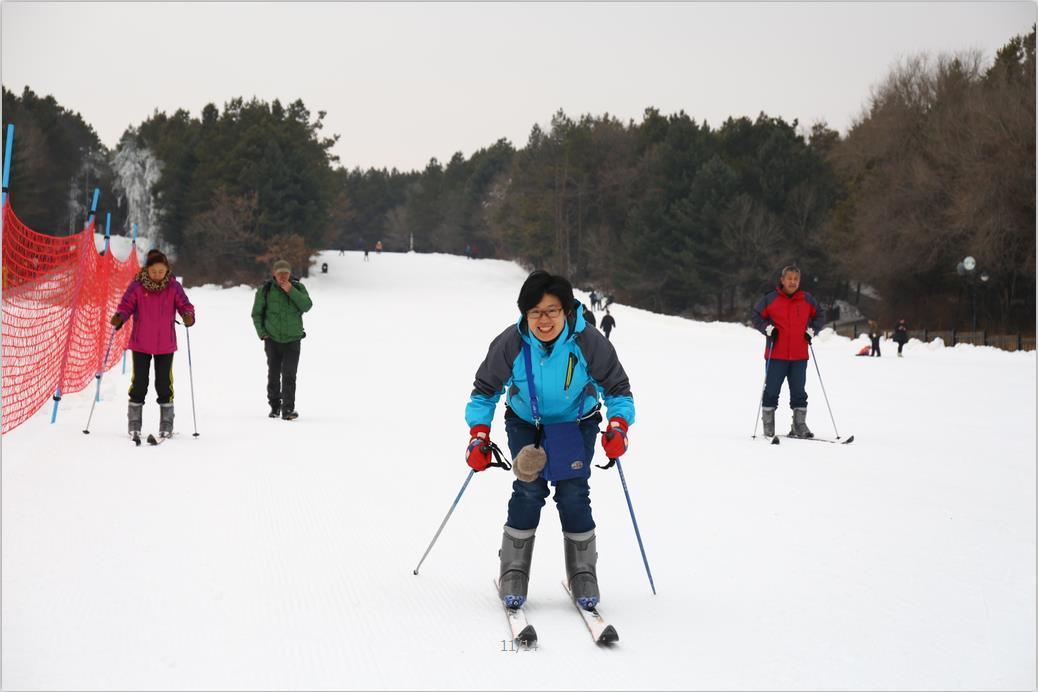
xmin=3 ymin=249 xmax=1034 ymax=690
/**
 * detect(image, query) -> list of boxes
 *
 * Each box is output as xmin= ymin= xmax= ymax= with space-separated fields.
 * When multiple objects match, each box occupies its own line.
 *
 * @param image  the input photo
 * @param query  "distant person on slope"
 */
xmin=893 ymin=319 xmax=909 ymax=357
xmin=600 ymin=309 xmax=616 ymax=340
xmin=750 ymin=265 xmax=826 ymax=439
xmin=251 ymin=259 xmax=313 ymax=421
xmin=867 ymin=321 xmax=882 ymax=357
xmin=111 ymin=249 xmax=195 ymax=442
xmin=465 ymin=270 xmax=636 ymax=613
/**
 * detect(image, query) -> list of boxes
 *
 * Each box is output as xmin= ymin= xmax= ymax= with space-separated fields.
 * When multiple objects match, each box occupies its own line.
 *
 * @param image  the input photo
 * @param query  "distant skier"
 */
xmin=363 ymin=249 xmax=370 ymax=262
xmin=893 ymin=319 xmax=909 ymax=357
xmin=600 ymin=309 xmax=616 ymax=340
xmin=465 ymin=270 xmax=635 ymax=612
xmin=251 ymin=260 xmax=313 ymax=421
xmin=110 ymin=249 xmax=195 ymax=442
xmin=751 ymin=265 xmax=826 ymax=438
xmin=582 ymin=303 xmax=597 ymax=328
xmin=589 ymin=290 xmax=599 ymax=310
xmin=868 ymin=321 xmax=881 ymax=357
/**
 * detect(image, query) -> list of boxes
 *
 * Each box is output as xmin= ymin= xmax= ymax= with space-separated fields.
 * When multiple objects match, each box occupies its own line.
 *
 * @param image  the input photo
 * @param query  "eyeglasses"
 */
xmin=527 ymin=306 xmax=564 ymax=320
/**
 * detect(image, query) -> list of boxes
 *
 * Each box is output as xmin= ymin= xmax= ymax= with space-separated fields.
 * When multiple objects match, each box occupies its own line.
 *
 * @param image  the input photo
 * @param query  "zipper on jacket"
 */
xmin=564 ymin=353 xmax=577 ymax=391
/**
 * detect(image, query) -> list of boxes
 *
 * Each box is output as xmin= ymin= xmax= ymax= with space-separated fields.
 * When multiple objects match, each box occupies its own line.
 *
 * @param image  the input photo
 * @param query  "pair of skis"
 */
xmin=495 ymin=580 xmax=619 ymax=646
xmin=762 ymin=434 xmax=855 ymax=445
xmin=131 ymin=432 xmax=172 ymax=446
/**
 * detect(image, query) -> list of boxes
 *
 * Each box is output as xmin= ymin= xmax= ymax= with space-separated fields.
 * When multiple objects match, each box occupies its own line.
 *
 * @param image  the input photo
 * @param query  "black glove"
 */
xmin=804 ymin=329 xmax=814 ymax=344
xmin=110 ymin=314 xmax=124 ymax=330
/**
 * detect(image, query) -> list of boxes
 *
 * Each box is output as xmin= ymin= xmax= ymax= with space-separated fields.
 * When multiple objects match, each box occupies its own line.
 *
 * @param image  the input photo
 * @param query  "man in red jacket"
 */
xmin=751 ymin=265 xmax=826 ymax=438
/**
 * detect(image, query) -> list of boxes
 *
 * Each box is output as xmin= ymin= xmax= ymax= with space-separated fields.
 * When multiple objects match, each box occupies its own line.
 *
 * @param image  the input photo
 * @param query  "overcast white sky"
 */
xmin=2 ymin=1 xmax=1035 ymax=171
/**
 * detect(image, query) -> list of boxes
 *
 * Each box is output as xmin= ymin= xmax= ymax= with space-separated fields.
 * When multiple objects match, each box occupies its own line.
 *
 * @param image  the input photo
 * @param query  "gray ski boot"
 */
xmin=159 ymin=402 xmax=175 ymax=438
xmin=790 ymin=407 xmax=814 ymax=438
xmin=128 ymin=402 xmax=143 ymax=439
xmin=498 ymin=526 xmax=535 ymax=609
xmin=564 ymin=530 xmax=600 ymax=611
xmin=762 ymin=406 xmax=776 ymax=438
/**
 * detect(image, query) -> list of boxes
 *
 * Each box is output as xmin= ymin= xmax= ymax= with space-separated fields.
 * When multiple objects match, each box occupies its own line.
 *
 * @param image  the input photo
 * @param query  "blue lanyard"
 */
xmin=522 ymin=341 xmax=541 ymax=425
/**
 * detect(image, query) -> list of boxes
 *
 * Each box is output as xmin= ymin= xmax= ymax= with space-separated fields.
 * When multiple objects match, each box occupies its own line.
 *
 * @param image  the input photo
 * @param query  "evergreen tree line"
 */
xmin=2 ymin=28 xmax=1033 ymax=331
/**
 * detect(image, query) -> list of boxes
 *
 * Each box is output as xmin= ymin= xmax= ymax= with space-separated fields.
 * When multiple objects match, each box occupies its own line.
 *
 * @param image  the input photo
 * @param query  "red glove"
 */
xmin=600 ymin=417 xmax=629 ymax=458
xmin=465 ymin=425 xmax=493 ymax=471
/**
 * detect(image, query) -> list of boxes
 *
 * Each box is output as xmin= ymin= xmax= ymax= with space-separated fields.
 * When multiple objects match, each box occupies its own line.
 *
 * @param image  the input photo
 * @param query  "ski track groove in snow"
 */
xmin=2 ymin=248 xmax=1034 ymax=690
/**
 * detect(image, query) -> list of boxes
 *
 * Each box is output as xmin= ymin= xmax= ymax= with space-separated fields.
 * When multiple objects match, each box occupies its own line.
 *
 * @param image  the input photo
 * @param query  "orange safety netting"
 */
xmin=2 ymin=199 xmax=140 ymax=434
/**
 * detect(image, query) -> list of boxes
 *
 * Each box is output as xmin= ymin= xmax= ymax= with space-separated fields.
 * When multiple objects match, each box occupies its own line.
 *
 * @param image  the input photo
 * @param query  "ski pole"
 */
xmin=752 ymin=332 xmax=776 ymax=438
xmin=413 ymin=470 xmax=475 ymax=575
xmin=82 ymin=326 xmax=118 ymax=434
xmin=615 ymin=457 xmax=656 ymax=595
xmin=809 ymin=341 xmax=841 ymax=439
xmin=413 ymin=443 xmax=511 ymax=575
xmin=185 ymin=324 xmax=199 ymax=437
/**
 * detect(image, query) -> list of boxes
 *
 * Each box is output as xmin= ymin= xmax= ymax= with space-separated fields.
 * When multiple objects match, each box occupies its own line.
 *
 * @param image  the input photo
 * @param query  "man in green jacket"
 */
xmin=251 ymin=259 xmax=314 ymax=420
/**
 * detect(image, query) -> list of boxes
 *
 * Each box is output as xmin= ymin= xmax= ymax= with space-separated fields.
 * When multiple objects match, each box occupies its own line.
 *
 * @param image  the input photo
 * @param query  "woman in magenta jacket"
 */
xmin=111 ymin=250 xmax=195 ymax=440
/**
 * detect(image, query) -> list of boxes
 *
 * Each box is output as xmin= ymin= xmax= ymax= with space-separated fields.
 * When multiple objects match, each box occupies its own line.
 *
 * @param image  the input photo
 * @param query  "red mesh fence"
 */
xmin=2 ymin=199 xmax=140 ymax=434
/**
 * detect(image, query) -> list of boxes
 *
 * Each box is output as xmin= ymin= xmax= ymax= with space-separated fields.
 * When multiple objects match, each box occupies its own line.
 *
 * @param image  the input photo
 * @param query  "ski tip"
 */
xmin=598 ymin=625 xmax=619 ymax=644
xmin=517 ymin=625 xmax=538 ymax=644
xmin=843 ymin=435 xmax=855 ymax=444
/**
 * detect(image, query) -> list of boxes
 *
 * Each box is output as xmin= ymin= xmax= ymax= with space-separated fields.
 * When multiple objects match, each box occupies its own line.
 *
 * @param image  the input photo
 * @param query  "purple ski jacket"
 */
xmin=115 ymin=273 xmax=195 ymax=355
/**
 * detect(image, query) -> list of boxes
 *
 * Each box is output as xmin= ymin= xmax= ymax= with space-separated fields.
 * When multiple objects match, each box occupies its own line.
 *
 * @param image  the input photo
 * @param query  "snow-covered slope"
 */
xmin=2 ymin=251 xmax=1034 ymax=690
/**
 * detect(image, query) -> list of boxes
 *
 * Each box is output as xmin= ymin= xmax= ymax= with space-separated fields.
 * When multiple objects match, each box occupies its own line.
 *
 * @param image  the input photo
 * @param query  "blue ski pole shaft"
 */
xmin=414 ymin=469 xmax=474 ymax=575
xmin=809 ymin=342 xmax=841 ymax=438
xmin=185 ymin=325 xmax=199 ymax=437
xmin=615 ymin=457 xmax=656 ymax=595
xmin=83 ymin=326 xmax=118 ymax=434
xmin=752 ymin=333 xmax=775 ymax=438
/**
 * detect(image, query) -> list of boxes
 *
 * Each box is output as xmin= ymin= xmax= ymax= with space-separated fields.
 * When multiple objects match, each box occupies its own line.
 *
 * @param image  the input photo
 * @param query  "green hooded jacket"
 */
xmin=251 ymin=278 xmax=313 ymax=343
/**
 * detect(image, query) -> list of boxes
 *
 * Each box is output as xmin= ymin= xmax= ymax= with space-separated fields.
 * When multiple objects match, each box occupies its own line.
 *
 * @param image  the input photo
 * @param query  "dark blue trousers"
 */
xmin=503 ymin=409 xmax=601 ymax=534
xmin=762 ymin=358 xmax=808 ymax=409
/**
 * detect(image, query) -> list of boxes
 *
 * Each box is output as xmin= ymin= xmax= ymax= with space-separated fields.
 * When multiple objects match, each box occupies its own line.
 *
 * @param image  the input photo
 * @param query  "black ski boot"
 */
xmin=128 ymin=401 xmax=143 ymax=442
xmin=159 ymin=402 xmax=174 ymax=439
xmin=498 ymin=526 xmax=535 ymax=609
xmin=762 ymin=406 xmax=776 ymax=438
xmin=564 ymin=530 xmax=600 ymax=611
xmin=790 ymin=407 xmax=814 ymax=438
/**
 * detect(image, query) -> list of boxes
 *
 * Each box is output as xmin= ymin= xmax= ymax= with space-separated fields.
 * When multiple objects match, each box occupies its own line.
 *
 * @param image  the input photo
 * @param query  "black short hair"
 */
xmin=517 ymin=270 xmax=575 ymax=316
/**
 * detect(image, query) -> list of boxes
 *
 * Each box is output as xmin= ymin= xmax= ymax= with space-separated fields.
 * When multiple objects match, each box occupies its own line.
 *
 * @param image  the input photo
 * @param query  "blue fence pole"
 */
xmin=2 ymin=123 xmax=13 ymax=209
xmin=101 ymin=212 xmax=111 ymax=255
xmin=50 ymin=388 xmax=62 ymax=423
xmin=86 ymin=188 xmax=100 ymax=227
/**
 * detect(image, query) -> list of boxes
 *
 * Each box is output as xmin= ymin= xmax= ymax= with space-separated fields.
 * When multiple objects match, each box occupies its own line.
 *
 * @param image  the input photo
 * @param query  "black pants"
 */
xmin=870 ymin=338 xmax=881 ymax=357
xmin=129 ymin=351 xmax=174 ymax=404
xmin=265 ymin=339 xmax=301 ymax=411
xmin=603 ymin=328 xmax=613 ymax=340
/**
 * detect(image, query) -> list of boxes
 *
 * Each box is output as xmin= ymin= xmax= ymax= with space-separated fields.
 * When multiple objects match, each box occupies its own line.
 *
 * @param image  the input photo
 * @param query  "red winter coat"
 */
xmin=751 ymin=288 xmax=825 ymax=360
xmin=115 ymin=273 xmax=195 ymax=355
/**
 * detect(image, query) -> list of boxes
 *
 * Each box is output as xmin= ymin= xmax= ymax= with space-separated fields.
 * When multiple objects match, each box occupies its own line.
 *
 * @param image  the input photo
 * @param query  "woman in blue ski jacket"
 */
xmin=464 ymin=271 xmax=635 ymax=612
